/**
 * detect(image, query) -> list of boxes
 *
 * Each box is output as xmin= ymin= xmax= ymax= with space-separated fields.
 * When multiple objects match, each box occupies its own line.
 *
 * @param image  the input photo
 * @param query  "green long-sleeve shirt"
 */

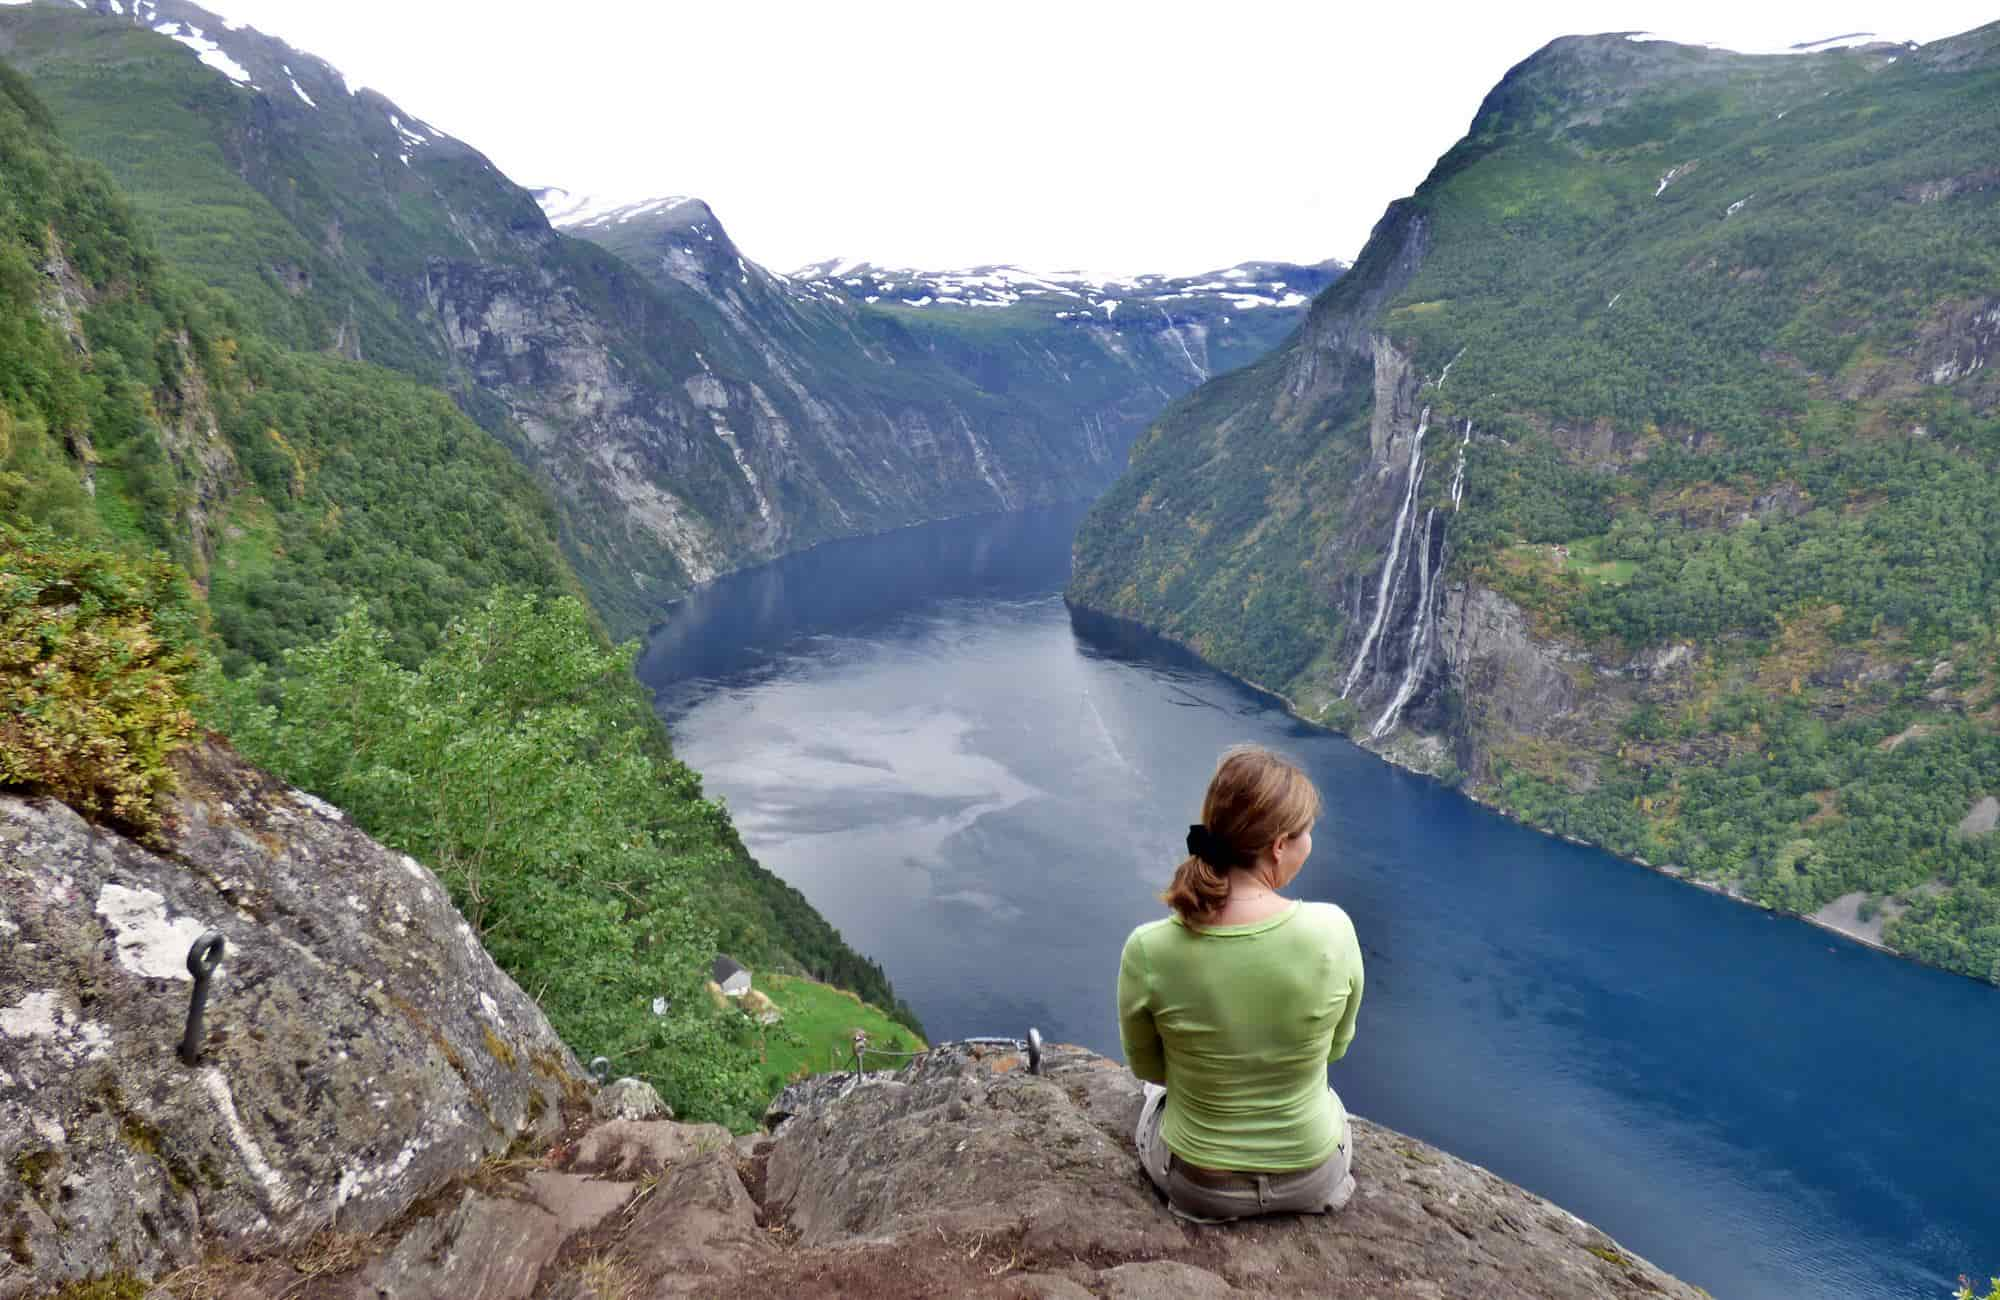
xmin=1117 ymin=900 xmax=1364 ymax=1172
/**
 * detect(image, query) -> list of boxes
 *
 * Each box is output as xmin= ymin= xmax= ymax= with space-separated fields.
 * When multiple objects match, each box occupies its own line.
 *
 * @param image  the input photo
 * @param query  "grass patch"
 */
xmin=753 ymin=973 xmax=927 ymax=1087
xmin=1560 ymin=536 xmax=1637 ymax=588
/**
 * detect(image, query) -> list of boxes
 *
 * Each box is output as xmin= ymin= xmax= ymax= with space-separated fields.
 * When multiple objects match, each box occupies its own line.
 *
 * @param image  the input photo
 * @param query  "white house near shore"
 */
xmin=711 ymin=954 xmax=751 ymax=997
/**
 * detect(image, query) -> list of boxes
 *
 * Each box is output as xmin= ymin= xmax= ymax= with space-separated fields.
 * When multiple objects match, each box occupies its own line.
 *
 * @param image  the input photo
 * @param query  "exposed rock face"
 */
xmin=96 ymin=1044 xmax=1702 ymax=1298
xmin=1281 ymin=202 xmax=1430 ymax=417
xmin=1440 ymin=584 xmax=1586 ymax=780
xmin=754 ymin=1043 xmax=1701 ymax=1298
xmin=0 ymin=742 xmax=579 ymax=1296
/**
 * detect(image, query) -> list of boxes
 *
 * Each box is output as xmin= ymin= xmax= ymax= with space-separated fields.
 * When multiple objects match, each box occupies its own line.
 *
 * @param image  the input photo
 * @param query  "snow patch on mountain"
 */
xmin=535 ymin=190 xmax=698 ymax=230
xmin=786 ymin=258 xmax=1337 ymax=317
xmin=533 ymin=190 xmax=1339 ymax=321
xmin=389 ymin=114 xmax=429 ymax=149
xmin=152 ymin=19 xmax=253 ymax=85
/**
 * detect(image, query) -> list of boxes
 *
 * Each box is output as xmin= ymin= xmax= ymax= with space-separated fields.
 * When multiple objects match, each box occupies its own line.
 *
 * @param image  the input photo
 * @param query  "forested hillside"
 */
xmin=0 ymin=57 xmax=571 ymax=667
xmin=1071 ymin=24 xmax=2000 ymax=982
xmin=0 ymin=44 xmax=914 ymax=1124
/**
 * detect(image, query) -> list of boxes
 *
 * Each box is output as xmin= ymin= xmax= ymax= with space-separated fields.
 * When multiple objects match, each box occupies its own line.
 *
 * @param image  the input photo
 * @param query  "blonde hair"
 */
xmin=1164 ymin=745 xmax=1321 ymax=925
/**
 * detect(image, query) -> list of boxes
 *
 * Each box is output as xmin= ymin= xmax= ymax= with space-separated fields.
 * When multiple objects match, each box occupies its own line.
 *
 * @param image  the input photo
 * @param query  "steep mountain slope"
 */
xmin=0 ymin=49 xmax=571 ymax=672
xmin=2 ymin=1 xmax=1331 ymax=639
xmin=1071 ymin=24 xmax=2000 ymax=981
xmin=544 ymin=193 xmax=1338 ymax=534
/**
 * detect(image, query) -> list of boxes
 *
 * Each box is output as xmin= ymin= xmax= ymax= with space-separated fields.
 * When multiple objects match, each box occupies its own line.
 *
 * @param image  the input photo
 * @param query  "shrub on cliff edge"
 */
xmin=0 ymin=524 xmax=199 ymax=837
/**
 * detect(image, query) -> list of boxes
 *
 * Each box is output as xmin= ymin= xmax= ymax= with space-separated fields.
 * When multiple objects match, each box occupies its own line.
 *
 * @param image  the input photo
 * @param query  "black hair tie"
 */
xmin=1186 ymin=823 xmax=1231 ymax=867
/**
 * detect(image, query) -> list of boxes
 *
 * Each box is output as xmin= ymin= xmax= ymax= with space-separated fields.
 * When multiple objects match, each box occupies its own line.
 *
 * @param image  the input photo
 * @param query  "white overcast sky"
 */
xmin=196 ymin=0 xmax=1994 ymax=275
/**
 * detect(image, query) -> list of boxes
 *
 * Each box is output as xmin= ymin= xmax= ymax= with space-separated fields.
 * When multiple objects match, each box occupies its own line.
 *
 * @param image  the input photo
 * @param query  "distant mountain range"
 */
xmin=1 ymin=0 xmax=1341 ymax=638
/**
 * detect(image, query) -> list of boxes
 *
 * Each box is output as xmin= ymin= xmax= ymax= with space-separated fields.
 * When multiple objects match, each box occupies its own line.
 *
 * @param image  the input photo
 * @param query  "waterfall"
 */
xmin=1158 ymin=307 xmax=1207 ymax=382
xmin=1353 ymin=360 xmax=1472 ymax=736
xmin=1436 ymin=345 xmax=1467 ymax=391
xmin=1340 ymin=405 xmax=1429 ymax=698
xmin=1449 ymin=420 xmax=1472 ymax=510
xmin=1370 ymin=507 xmax=1438 ymax=739
xmin=1371 ymin=458 xmax=1425 ymax=675
xmin=1370 ymin=424 xmax=1472 ymax=737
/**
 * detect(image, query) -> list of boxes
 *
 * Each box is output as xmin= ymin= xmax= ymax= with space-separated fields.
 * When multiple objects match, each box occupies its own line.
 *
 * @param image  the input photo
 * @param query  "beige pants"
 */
xmin=1135 ymin=1082 xmax=1355 ymax=1222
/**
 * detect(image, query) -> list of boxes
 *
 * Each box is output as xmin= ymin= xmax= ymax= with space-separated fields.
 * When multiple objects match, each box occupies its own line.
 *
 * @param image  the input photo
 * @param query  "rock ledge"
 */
xmin=63 ymin=1042 xmax=1705 ymax=1299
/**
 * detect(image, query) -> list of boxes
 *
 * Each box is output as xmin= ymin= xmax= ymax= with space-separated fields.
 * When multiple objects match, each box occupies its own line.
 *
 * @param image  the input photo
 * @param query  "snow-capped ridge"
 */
xmin=784 ymin=258 xmax=1340 ymax=314
xmin=1621 ymin=28 xmax=1918 ymax=56
xmin=535 ymin=190 xmax=701 ymax=230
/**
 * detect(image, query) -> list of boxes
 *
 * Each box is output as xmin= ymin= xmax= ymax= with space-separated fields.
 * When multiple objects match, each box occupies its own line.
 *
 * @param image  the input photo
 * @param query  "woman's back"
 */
xmin=1119 ymin=900 xmax=1363 ymax=1172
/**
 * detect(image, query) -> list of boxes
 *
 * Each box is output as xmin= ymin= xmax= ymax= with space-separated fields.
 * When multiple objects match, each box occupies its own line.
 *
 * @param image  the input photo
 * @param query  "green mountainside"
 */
xmin=1071 ymin=25 xmax=2000 ymax=982
xmin=0 ymin=52 xmax=569 ymax=670
xmin=0 ymin=26 xmax=915 ymax=1120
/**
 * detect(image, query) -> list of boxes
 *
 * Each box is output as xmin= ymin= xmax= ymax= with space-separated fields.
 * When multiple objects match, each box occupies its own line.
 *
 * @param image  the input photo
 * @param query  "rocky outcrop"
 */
xmin=1281 ymin=202 xmax=1428 ymax=418
xmin=755 ymin=1043 xmax=1700 ymax=1298
xmin=0 ymin=742 xmax=580 ymax=1296
xmin=98 ymin=1043 xmax=1701 ymax=1298
xmin=1440 ymin=584 xmax=1586 ymax=779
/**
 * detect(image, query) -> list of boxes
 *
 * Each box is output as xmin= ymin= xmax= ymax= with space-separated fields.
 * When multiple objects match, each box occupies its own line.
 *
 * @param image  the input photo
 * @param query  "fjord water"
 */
xmin=642 ymin=503 xmax=2000 ymax=1300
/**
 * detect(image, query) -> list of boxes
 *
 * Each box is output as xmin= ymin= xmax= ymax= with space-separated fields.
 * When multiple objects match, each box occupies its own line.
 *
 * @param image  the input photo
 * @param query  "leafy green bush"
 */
xmin=206 ymin=592 xmax=773 ymax=1127
xmin=1958 ymin=1276 xmax=2000 ymax=1300
xmin=0 ymin=525 xmax=199 ymax=837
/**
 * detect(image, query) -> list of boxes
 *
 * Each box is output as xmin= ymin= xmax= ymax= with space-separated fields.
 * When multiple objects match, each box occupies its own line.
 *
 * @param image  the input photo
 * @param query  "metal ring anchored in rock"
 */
xmin=178 ymin=931 xmax=226 ymax=1066
xmin=589 ymin=1056 xmax=612 ymax=1085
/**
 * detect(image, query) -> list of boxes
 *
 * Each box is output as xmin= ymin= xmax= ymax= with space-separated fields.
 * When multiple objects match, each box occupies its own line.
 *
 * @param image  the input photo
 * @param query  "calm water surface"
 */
xmin=642 ymin=502 xmax=2000 ymax=1300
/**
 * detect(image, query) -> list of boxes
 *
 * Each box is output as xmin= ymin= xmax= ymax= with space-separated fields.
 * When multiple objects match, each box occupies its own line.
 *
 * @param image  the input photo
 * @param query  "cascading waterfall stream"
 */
xmin=1370 ymin=458 xmax=1426 ymax=675
xmin=1158 ymin=307 xmax=1208 ymax=382
xmin=1369 ymin=421 xmax=1475 ymax=737
xmin=1370 ymin=508 xmax=1438 ymax=738
xmin=1449 ymin=419 xmax=1472 ymax=511
xmin=1343 ymin=346 xmax=1474 ymax=734
xmin=1340 ymin=404 xmax=1430 ymax=699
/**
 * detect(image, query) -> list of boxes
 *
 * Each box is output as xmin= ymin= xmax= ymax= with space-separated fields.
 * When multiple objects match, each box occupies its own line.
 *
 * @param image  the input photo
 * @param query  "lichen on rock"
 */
xmin=0 ymin=741 xmax=581 ymax=1297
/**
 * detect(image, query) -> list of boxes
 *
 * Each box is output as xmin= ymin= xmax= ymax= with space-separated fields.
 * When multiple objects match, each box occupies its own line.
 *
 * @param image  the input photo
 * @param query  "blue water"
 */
xmin=642 ymin=502 xmax=2000 ymax=1300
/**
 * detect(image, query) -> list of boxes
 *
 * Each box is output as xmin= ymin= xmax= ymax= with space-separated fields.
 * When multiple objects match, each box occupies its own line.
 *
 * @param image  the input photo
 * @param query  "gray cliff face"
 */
xmin=1438 ymin=585 xmax=1585 ymax=779
xmin=0 ymin=743 xmax=579 ymax=1296
xmin=34 ymin=226 xmax=239 ymax=586
xmin=1280 ymin=203 xmax=1428 ymax=419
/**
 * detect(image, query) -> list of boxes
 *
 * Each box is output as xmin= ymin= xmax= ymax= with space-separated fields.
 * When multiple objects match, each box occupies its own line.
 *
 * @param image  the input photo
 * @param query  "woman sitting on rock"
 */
xmin=1118 ymin=744 xmax=1364 ymax=1222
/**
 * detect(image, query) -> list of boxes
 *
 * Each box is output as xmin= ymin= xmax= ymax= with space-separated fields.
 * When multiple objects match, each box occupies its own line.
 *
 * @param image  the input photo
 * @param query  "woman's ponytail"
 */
xmin=1162 ymin=746 xmax=1321 ymax=927
xmin=1164 ymin=848 xmax=1233 ymax=922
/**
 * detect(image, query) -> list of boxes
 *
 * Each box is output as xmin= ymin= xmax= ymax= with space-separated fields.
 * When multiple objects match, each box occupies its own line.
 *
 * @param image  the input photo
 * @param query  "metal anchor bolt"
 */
xmin=178 ymin=931 xmax=226 ymax=1066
